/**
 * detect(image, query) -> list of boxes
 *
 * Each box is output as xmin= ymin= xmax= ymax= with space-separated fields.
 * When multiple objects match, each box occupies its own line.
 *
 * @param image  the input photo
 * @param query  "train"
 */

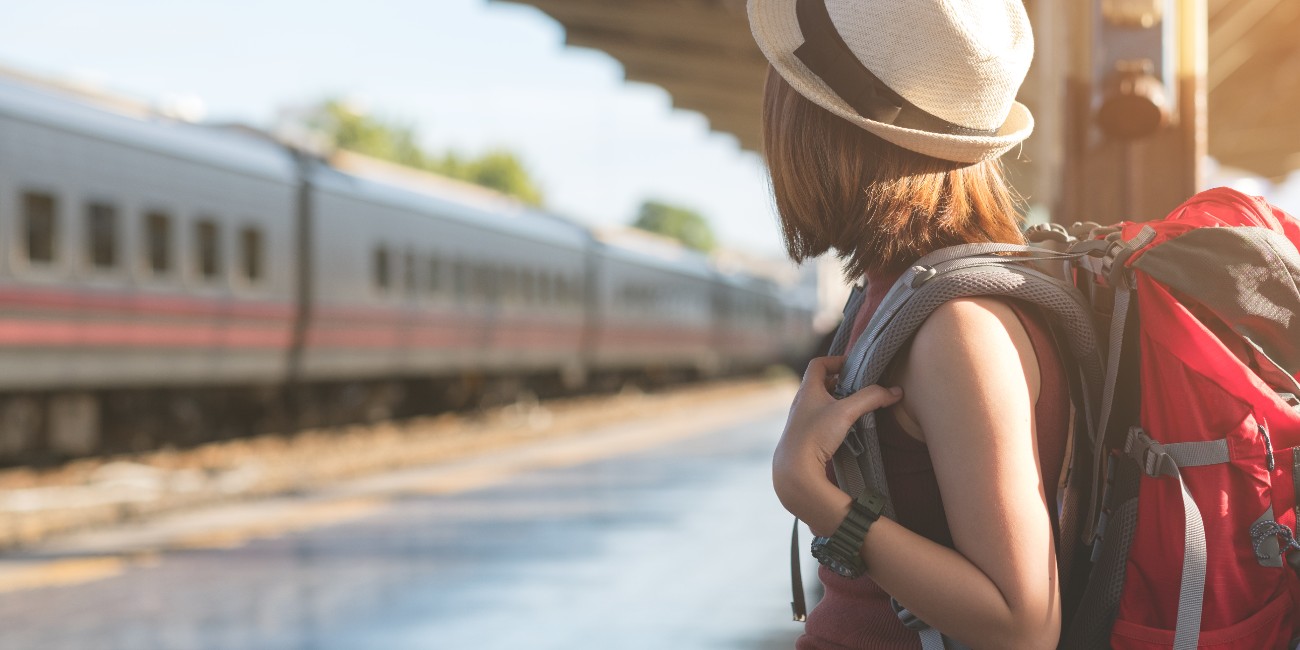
xmin=0 ymin=72 xmax=818 ymax=465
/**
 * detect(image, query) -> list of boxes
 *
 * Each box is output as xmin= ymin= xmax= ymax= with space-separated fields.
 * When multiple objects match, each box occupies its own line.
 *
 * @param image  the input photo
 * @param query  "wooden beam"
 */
xmin=1212 ymin=151 xmax=1295 ymax=180
xmin=1209 ymin=44 xmax=1300 ymax=131
xmin=664 ymin=86 xmax=763 ymax=121
xmin=563 ymin=24 xmax=756 ymax=63
xmin=1207 ymin=0 xmax=1300 ymax=92
xmin=1210 ymin=123 xmax=1300 ymax=157
xmin=607 ymin=48 xmax=767 ymax=97
xmin=522 ymin=0 xmax=756 ymax=54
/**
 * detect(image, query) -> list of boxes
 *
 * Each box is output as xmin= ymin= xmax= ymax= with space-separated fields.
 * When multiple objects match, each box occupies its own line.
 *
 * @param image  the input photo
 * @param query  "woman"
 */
xmin=751 ymin=0 xmax=1070 ymax=648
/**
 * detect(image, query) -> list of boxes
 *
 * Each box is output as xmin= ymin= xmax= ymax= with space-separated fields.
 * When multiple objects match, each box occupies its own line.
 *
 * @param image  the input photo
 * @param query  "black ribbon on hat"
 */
xmin=792 ymin=0 xmax=999 ymax=137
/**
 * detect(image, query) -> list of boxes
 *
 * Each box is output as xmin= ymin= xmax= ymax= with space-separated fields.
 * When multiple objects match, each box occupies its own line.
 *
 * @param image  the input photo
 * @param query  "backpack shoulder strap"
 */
xmin=832 ymin=246 xmax=1104 ymax=649
xmin=790 ymin=280 xmax=868 ymax=622
xmin=836 ymin=248 xmax=1104 ymax=510
xmin=828 ymin=282 xmax=868 ymax=357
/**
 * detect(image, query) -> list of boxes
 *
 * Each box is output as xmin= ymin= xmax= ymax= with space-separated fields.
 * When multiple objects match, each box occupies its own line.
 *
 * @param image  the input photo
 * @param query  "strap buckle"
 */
xmin=1124 ymin=427 xmax=1175 ymax=478
xmin=1101 ymin=233 xmax=1136 ymax=289
xmin=1279 ymin=392 xmax=1300 ymax=412
xmin=844 ymin=423 xmax=866 ymax=456
xmin=890 ymin=597 xmax=931 ymax=632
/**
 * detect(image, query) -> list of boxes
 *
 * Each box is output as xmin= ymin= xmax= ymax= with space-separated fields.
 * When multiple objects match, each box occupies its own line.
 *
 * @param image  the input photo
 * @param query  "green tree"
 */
xmin=309 ymin=100 xmax=426 ymax=169
xmin=631 ymin=200 xmax=717 ymax=252
xmin=436 ymin=150 xmax=544 ymax=207
xmin=303 ymin=99 xmax=544 ymax=206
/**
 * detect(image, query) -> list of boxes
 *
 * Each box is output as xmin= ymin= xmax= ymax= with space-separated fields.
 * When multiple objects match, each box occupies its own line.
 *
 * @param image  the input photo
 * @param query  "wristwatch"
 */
xmin=810 ymin=489 xmax=885 ymax=578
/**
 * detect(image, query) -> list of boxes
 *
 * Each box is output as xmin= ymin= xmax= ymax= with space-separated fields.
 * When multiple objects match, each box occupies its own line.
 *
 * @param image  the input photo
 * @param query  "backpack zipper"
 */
xmin=1260 ymin=423 xmax=1275 ymax=472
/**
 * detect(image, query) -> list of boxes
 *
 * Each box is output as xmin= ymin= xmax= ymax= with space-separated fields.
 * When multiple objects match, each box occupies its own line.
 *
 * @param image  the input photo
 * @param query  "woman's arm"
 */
xmin=773 ymin=298 xmax=1059 ymax=650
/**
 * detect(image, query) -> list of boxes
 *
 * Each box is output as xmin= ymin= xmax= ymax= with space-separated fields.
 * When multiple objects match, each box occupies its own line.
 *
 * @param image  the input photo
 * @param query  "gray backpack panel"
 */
xmin=1132 ymin=226 xmax=1300 ymax=393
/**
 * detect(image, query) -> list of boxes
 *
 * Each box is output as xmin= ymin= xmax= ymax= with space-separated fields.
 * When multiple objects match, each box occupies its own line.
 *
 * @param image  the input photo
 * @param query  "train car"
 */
xmin=715 ymin=274 xmax=790 ymax=372
xmin=297 ymin=156 xmax=592 ymax=417
xmin=589 ymin=229 xmax=721 ymax=380
xmin=0 ymin=71 xmax=819 ymax=464
xmin=0 ymin=75 xmax=299 ymax=456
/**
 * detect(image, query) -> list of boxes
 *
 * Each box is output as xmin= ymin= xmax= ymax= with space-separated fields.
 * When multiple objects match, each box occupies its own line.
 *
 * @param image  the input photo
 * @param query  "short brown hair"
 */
xmin=761 ymin=67 xmax=1026 ymax=279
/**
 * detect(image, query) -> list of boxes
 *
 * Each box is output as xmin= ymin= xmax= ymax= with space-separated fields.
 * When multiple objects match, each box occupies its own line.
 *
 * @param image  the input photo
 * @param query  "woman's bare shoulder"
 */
xmin=892 ymin=297 xmax=1042 ymax=442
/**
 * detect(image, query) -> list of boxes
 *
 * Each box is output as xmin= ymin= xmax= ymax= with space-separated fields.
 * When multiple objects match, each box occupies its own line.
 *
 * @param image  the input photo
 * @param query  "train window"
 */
xmin=373 ymin=245 xmax=390 ymax=292
xmin=568 ymin=277 xmax=581 ymax=305
xmin=501 ymin=267 xmax=517 ymax=303
xmin=427 ymin=256 xmax=441 ymax=295
xmin=452 ymin=259 xmax=467 ymax=301
xmin=239 ymin=226 xmax=263 ymax=283
xmin=144 ymin=211 xmax=171 ymax=274
xmin=554 ymin=276 xmax=568 ymax=305
xmin=23 ymin=192 xmax=57 ymax=264
xmin=473 ymin=265 xmax=495 ymax=301
xmin=195 ymin=219 xmax=221 ymax=280
xmin=403 ymin=250 xmax=416 ymax=295
xmin=538 ymin=272 xmax=552 ymax=305
xmin=521 ymin=270 xmax=535 ymax=304
xmin=86 ymin=202 xmax=118 ymax=269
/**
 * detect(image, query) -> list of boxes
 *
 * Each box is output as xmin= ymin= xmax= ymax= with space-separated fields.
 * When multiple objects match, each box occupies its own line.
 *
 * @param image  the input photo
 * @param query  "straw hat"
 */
xmin=748 ymin=0 xmax=1035 ymax=163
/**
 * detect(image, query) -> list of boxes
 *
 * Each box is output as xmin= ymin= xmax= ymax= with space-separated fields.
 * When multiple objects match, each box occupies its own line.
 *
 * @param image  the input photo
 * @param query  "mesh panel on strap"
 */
xmin=836 ymin=261 xmax=1104 ymax=518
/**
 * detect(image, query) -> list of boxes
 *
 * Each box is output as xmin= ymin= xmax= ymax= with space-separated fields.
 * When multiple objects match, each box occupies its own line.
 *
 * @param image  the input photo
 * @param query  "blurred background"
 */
xmin=0 ymin=0 xmax=1296 ymax=648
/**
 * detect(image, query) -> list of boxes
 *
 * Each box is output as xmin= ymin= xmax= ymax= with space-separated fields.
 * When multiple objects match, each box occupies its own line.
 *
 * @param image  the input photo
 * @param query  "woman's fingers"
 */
xmin=839 ymin=384 xmax=904 ymax=418
xmin=802 ymin=356 xmax=846 ymax=388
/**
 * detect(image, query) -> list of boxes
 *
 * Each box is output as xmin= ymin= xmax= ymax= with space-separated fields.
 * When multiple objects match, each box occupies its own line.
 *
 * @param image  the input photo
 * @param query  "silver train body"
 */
xmin=0 ymin=74 xmax=816 ymax=461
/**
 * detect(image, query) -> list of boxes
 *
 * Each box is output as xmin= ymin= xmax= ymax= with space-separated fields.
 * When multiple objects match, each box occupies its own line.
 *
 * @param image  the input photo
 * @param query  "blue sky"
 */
xmin=0 ymin=0 xmax=1296 ymax=257
xmin=0 ymin=0 xmax=783 ymax=255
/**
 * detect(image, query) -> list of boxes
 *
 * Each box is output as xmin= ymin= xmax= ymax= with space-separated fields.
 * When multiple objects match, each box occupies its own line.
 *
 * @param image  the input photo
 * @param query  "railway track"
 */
xmin=0 ymin=376 xmax=796 ymax=551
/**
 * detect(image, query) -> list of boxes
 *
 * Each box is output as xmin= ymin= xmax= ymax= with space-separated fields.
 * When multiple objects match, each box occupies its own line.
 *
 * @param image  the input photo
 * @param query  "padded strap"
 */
xmin=827 ymin=284 xmax=868 ymax=358
xmin=1124 ymin=427 xmax=1210 ymax=650
xmin=840 ymin=261 xmax=1103 ymax=519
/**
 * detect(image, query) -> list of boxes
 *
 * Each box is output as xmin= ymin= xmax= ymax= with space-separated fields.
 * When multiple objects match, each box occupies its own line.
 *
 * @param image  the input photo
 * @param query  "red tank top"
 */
xmin=798 ymin=271 xmax=1071 ymax=650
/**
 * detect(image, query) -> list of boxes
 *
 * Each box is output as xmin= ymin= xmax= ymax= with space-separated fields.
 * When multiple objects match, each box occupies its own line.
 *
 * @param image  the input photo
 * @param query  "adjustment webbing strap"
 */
xmin=789 ymin=284 xmax=870 ymax=623
xmin=919 ymin=627 xmax=947 ymax=650
xmin=833 ymin=444 xmax=868 ymax=501
xmin=1124 ymin=428 xmax=1212 ymax=650
xmin=1087 ymin=283 xmax=1132 ymax=540
xmin=791 ymin=519 xmax=807 ymax=621
xmin=912 ymin=242 xmax=1059 ymax=269
xmin=1125 ymin=428 xmax=1231 ymax=476
xmin=1169 ymin=463 xmax=1206 ymax=650
xmin=1294 ymin=448 xmax=1300 ymax=527
xmin=891 ymin=598 xmax=968 ymax=650
xmin=1096 ymin=284 xmax=1131 ymax=448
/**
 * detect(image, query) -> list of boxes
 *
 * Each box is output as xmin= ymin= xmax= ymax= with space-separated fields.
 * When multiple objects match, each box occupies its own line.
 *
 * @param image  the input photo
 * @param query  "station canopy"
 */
xmin=506 ymin=0 xmax=1300 ymax=180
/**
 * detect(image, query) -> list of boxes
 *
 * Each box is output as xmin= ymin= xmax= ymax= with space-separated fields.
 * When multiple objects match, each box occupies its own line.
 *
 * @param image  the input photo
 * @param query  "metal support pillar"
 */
xmin=1060 ymin=0 xmax=1208 ymax=224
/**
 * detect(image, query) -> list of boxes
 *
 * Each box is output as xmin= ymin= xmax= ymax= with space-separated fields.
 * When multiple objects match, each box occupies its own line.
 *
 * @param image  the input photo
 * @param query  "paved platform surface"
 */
xmin=0 ymin=387 xmax=810 ymax=650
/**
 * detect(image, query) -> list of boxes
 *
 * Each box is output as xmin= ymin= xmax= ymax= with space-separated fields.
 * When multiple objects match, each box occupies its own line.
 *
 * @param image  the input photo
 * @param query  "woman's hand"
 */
xmin=772 ymin=355 xmax=901 ymax=532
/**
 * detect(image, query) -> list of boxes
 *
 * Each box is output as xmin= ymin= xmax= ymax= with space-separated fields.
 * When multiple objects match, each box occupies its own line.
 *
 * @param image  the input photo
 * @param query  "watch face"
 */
xmin=828 ymin=560 xmax=857 ymax=578
xmin=811 ymin=537 xmax=863 ymax=578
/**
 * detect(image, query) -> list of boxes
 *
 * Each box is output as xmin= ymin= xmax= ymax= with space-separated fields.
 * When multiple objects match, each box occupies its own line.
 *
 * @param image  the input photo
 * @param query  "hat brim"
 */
xmin=748 ymin=0 xmax=1033 ymax=164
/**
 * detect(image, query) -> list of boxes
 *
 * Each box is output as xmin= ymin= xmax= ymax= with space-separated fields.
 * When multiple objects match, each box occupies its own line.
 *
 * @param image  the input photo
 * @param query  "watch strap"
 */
xmin=813 ymin=489 xmax=885 ymax=578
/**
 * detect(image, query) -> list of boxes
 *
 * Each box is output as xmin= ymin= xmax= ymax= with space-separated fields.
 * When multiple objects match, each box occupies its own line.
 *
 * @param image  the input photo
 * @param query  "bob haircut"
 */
xmin=761 ymin=67 xmax=1027 ymax=279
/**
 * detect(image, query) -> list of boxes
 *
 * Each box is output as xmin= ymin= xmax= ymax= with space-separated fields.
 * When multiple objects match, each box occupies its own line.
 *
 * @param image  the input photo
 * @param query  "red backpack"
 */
xmin=798 ymin=187 xmax=1300 ymax=649
xmin=1063 ymin=188 xmax=1300 ymax=649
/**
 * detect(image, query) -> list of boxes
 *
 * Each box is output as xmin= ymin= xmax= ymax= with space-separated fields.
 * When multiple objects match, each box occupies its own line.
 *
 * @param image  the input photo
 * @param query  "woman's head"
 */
xmin=762 ymin=68 xmax=1026 ymax=279
xmin=748 ymin=0 xmax=1036 ymax=277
